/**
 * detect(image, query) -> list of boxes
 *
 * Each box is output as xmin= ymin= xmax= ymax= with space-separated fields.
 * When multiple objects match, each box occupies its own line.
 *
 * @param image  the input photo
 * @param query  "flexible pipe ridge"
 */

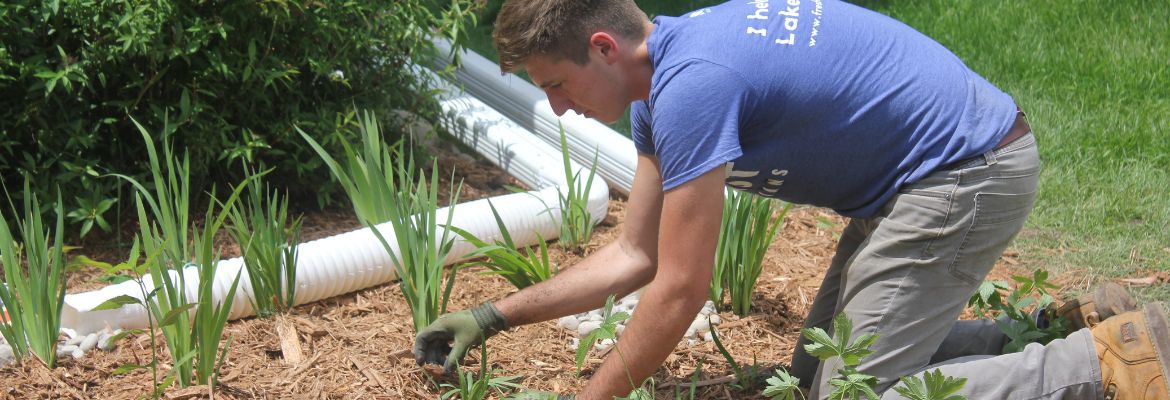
xmin=433 ymin=40 xmax=638 ymax=194
xmin=59 ymin=55 xmax=623 ymax=336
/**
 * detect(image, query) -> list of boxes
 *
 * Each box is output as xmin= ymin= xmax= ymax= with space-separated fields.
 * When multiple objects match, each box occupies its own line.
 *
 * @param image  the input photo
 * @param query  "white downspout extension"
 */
xmin=58 ymin=60 xmax=622 ymax=336
xmin=432 ymin=40 xmax=638 ymax=194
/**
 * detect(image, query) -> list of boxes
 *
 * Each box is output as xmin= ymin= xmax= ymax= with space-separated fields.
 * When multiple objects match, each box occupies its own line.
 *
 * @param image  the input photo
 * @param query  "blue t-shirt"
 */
xmin=631 ymin=0 xmax=1019 ymax=218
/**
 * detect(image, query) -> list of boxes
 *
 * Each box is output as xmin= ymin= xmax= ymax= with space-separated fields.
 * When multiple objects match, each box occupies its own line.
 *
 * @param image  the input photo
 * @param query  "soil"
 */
xmin=0 ymin=147 xmax=1046 ymax=400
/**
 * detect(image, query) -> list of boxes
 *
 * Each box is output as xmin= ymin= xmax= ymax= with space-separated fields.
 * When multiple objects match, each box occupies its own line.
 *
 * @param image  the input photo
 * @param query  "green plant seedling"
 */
xmin=190 ymin=185 xmax=250 ymax=388
xmin=892 ymin=369 xmax=968 ymax=400
xmin=367 ymin=152 xmax=462 ymax=333
xmin=763 ymin=367 xmax=804 ymax=400
xmin=108 ymin=118 xmax=200 ymax=386
xmin=449 ymin=199 xmax=553 ymax=290
xmin=573 ymin=295 xmax=661 ymax=398
xmin=709 ymin=318 xmax=772 ymax=391
xmin=304 ymin=111 xmax=463 ymax=332
xmin=673 ymin=357 xmax=704 ymax=400
xmin=440 ymin=338 xmax=522 ymax=399
xmin=299 ymin=111 xmax=403 ymax=226
xmin=64 ymin=192 xmax=117 ymax=239
xmin=80 ymin=236 xmax=191 ymax=399
xmin=226 ymin=168 xmax=303 ymax=317
xmin=505 ymin=391 xmax=560 ymax=399
xmin=509 ymin=328 xmax=698 ymax=399
xmin=967 ymin=269 xmax=1067 ymax=353
xmin=802 ymin=313 xmax=879 ymax=400
xmin=549 ymin=124 xmax=600 ymax=253
xmin=114 ymin=118 xmax=253 ymax=388
xmin=574 ymin=295 xmax=630 ymax=374
xmin=616 ymin=387 xmax=654 ymax=400
xmin=708 ymin=320 xmax=746 ymax=387
xmin=0 ymin=181 xmax=68 ymax=368
xmin=712 ymin=188 xmax=790 ymax=315
xmin=802 ymin=313 xmax=879 ymax=367
xmin=800 ymin=313 xmax=968 ymax=399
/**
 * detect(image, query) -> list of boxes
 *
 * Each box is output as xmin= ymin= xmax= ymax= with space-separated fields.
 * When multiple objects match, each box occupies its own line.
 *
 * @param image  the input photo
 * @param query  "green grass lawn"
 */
xmin=465 ymin=0 xmax=1169 ymax=301
xmin=857 ymin=0 xmax=1170 ymax=302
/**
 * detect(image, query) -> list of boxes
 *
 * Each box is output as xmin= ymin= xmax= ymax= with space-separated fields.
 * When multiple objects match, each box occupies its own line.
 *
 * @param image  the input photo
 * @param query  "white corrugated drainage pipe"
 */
xmin=433 ymin=39 xmax=638 ymax=194
xmin=58 ymin=65 xmax=611 ymax=336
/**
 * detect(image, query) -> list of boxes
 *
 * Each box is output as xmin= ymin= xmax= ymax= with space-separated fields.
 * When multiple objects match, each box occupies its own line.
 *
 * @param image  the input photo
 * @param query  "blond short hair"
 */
xmin=492 ymin=0 xmax=649 ymax=72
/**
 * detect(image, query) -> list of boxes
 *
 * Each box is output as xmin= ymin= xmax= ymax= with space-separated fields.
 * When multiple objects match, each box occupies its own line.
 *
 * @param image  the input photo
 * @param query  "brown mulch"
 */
xmin=0 ymin=148 xmax=1045 ymax=400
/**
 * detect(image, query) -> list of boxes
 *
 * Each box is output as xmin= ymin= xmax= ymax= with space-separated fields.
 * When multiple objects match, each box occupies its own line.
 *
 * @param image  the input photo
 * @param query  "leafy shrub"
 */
xmin=0 ymin=0 xmax=480 ymax=236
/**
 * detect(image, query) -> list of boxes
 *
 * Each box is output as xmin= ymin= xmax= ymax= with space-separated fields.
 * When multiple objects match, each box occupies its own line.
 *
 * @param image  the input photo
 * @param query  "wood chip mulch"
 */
xmin=0 ymin=148 xmax=1045 ymax=400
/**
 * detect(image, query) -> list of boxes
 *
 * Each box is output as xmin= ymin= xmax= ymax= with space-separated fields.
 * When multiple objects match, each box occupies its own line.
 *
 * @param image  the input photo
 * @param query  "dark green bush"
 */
xmin=0 ymin=0 xmax=479 ymax=237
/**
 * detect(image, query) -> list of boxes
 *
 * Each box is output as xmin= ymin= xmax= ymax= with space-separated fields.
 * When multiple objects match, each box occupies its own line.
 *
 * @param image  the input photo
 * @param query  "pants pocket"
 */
xmin=973 ymin=191 xmax=1037 ymax=227
xmin=948 ymin=190 xmax=1038 ymax=283
xmin=870 ymin=174 xmax=959 ymax=260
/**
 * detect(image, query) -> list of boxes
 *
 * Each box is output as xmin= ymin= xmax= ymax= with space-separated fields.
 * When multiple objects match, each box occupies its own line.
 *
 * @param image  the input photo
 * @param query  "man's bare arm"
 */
xmin=578 ymin=164 xmax=726 ymax=399
xmin=495 ymin=153 xmax=665 ymax=327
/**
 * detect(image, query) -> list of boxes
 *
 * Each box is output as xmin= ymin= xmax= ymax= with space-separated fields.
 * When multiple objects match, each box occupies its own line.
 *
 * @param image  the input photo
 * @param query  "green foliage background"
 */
xmin=0 ymin=0 xmax=478 ymax=236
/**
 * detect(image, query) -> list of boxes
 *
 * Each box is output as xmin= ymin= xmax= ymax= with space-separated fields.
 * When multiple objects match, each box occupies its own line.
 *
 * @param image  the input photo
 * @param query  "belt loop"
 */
xmin=983 ymin=149 xmax=998 ymax=166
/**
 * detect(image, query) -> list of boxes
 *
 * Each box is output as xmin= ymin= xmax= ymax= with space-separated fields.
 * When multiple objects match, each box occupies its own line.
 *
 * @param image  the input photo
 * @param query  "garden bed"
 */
xmin=0 ymin=146 xmax=1034 ymax=400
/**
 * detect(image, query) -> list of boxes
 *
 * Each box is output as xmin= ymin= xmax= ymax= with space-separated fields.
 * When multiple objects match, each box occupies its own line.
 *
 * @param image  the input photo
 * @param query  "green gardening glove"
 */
xmin=413 ymin=302 xmax=508 ymax=375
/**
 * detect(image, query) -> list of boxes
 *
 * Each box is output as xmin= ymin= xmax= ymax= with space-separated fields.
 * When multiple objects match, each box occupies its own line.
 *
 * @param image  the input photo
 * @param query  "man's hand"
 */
xmin=413 ymin=302 xmax=508 ymax=375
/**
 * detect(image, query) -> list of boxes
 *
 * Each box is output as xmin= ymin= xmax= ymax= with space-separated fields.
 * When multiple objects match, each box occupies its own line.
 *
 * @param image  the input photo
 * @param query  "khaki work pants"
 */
xmin=790 ymin=134 xmax=1102 ymax=399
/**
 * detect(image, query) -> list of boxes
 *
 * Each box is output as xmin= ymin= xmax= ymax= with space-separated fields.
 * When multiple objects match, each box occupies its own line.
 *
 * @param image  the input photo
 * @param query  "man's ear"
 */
xmin=589 ymin=32 xmax=621 ymax=64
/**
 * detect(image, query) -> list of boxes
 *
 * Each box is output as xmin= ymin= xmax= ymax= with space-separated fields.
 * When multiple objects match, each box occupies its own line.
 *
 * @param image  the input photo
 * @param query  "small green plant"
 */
xmin=967 ymin=269 xmax=1067 ymax=353
xmin=304 ymin=111 xmax=463 ymax=332
xmin=616 ymin=386 xmax=654 ymax=400
xmin=763 ymin=368 xmax=803 ymax=400
xmin=505 ymin=392 xmax=563 ymax=399
xmin=115 ymin=119 xmax=250 ymax=388
xmin=449 ymin=200 xmax=553 ymax=290
xmin=226 ymin=170 xmax=303 ymax=317
xmin=299 ymin=112 xmax=409 ymax=225
xmin=671 ymin=358 xmax=705 ymax=400
xmin=369 ymin=140 xmax=462 ymax=333
xmin=574 ymin=295 xmax=629 ymax=374
xmin=802 ymin=313 xmax=881 ymax=400
xmin=709 ymin=319 xmax=773 ymax=391
xmin=188 ymin=187 xmax=247 ymax=389
xmin=0 ymin=181 xmax=68 ymax=368
xmin=113 ymin=119 xmax=197 ymax=387
xmin=440 ymin=338 xmax=522 ymax=399
xmin=79 ymin=237 xmax=187 ymax=399
xmin=64 ymin=189 xmax=118 ymax=239
xmin=712 ymin=189 xmax=790 ymax=316
xmin=113 ymin=119 xmax=196 ymax=387
xmin=788 ymin=313 xmax=968 ymax=400
xmin=550 ymin=125 xmax=600 ymax=253
xmin=659 ymin=357 xmax=702 ymax=397
xmin=570 ymin=295 xmax=664 ymax=399
xmin=564 ymin=302 xmax=743 ymax=399
xmin=892 ymin=369 xmax=968 ymax=400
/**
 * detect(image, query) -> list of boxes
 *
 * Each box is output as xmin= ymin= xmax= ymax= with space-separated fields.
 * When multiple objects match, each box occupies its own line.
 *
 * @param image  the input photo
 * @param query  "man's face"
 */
xmin=526 ymin=52 xmax=627 ymax=124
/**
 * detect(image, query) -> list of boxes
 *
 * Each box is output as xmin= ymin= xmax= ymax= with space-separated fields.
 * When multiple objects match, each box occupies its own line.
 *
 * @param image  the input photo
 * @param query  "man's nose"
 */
xmin=547 ymin=94 xmax=573 ymax=117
